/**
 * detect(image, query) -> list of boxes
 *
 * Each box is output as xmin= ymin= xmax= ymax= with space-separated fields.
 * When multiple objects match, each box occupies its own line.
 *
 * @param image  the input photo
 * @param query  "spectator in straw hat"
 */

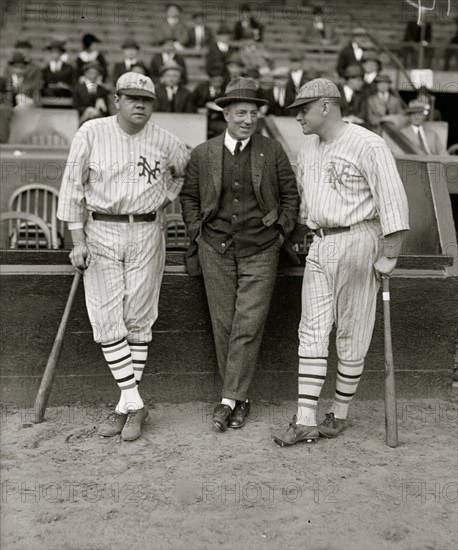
xmin=365 ymin=73 xmax=405 ymax=133
xmin=76 ymin=34 xmax=108 ymax=82
xmin=400 ymin=99 xmax=447 ymax=155
xmin=180 ymin=77 xmax=299 ymax=433
xmin=153 ymin=62 xmax=194 ymax=113
xmin=73 ymin=62 xmax=110 ymax=125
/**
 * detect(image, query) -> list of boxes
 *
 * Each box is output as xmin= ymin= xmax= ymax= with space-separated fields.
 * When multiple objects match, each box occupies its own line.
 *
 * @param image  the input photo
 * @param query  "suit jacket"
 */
xmin=73 ymin=82 xmax=109 ymax=116
xmin=76 ymin=52 xmax=108 ymax=81
xmin=337 ymin=85 xmax=365 ymax=118
xmin=284 ymin=72 xmax=308 ymax=115
xmin=205 ymin=43 xmax=235 ymax=75
xmin=180 ymin=132 xmax=299 ymax=275
xmin=400 ymin=125 xmax=446 ymax=155
xmin=365 ymin=93 xmax=404 ymax=129
xmin=153 ymin=84 xmax=195 ymax=113
xmin=336 ymin=42 xmax=362 ymax=78
xmin=5 ymin=65 xmax=42 ymax=105
xmin=185 ymin=25 xmax=214 ymax=48
xmin=258 ymin=86 xmax=289 ymax=116
xmin=149 ymin=53 xmax=187 ymax=84
xmin=190 ymin=81 xmax=224 ymax=108
xmin=112 ymin=60 xmax=147 ymax=84
xmin=42 ymin=62 xmax=74 ymax=94
xmin=404 ymin=21 xmax=432 ymax=42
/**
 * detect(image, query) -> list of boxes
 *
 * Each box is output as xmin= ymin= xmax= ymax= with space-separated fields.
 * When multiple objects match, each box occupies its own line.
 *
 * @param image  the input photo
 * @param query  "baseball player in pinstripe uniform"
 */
xmin=273 ymin=78 xmax=409 ymax=445
xmin=57 ymin=72 xmax=189 ymax=441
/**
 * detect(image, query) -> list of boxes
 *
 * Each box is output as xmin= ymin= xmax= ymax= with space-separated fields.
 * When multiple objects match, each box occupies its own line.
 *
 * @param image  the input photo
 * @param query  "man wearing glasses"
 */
xmin=57 ymin=73 xmax=189 ymax=441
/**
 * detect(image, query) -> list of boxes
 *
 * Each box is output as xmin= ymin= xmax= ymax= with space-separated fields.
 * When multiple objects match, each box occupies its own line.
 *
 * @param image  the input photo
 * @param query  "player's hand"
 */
xmin=156 ymin=209 xmax=167 ymax=232
xmin=374 ymin=256 xmax=397 ymax=280
xmin=70 ymin=244 xmax=91 ymax=274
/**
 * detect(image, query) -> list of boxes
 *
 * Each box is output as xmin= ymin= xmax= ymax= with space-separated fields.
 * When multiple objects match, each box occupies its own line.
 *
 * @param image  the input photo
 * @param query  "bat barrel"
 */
xmin=382 ymin=276 xmax=398 ymax=448
xmin=34 ymin=272 xmax=81 ymax=423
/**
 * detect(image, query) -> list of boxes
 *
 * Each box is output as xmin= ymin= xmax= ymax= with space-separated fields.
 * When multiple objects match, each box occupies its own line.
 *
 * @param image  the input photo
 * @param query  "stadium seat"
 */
xmin=0 ymin=211 xmax=52 ymax=249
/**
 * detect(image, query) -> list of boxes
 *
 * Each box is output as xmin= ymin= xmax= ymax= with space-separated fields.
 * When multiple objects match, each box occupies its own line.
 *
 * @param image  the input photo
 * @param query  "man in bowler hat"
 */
xmin=180 ymin=78 xmax=299 ymax=431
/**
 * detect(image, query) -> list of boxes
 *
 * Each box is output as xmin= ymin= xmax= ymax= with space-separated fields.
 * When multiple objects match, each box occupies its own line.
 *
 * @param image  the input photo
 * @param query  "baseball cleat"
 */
xmin=121 ymin=407 xmax=149 ymax=441
xmin=317 ymin=412 xmax=347 ymax=438
xmin=97 ymin=411 xmax=127 ymax=437
xmin=272 ymin=415 xmax=320 ymax=446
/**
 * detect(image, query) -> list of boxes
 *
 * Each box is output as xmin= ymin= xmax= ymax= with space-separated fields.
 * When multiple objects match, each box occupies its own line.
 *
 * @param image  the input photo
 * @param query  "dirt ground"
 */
xmin=1 ymin=398 xmax=457 ymax=550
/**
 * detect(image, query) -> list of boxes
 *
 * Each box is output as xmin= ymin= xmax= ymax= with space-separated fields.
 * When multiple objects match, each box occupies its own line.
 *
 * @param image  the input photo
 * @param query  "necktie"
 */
xmin=234 ymin=141 xmax=242 ymax=156
xmin=417 ymin=126 xmax=432 ymax=155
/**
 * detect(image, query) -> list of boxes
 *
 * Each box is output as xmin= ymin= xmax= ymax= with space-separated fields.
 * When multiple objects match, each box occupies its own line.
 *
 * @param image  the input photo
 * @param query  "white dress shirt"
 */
xmin=224 ymin=131 xmax=250 ymax=155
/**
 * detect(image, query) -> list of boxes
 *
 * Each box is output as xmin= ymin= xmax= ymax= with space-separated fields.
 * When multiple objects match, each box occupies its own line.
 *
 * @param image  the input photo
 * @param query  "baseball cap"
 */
xmin=287 ymin=78 xmax=341 ymax=109
xmin=116 ymin=72 xmax=156 ymax=99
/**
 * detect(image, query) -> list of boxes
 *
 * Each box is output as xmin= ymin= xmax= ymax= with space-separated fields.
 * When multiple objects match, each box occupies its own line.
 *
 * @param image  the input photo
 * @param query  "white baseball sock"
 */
xmin=116 ymin=342 xmax=149 ymax=413
xmin=221 ymin=398 xmax=236 ymax=410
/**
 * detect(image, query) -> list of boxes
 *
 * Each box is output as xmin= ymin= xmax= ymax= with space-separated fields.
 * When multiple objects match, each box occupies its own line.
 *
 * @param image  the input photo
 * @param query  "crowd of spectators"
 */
xmin=1 ymin=2 xmax=454 ymax=145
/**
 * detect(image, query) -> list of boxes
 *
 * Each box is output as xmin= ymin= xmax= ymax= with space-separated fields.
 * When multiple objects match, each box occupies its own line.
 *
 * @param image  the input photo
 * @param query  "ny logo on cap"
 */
xmin=138 ymin=78 xmax=147 ymax=87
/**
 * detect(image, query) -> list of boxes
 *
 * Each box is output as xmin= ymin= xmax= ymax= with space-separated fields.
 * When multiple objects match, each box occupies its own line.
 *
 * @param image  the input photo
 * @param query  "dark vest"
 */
xmin=202 ymin=142 xmax=278 ymax=256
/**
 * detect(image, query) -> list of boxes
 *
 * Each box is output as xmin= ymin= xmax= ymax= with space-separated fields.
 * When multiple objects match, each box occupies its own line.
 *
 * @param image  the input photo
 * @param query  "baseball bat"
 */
xmin=34 ymin=272 xmax=81 ymax=423
xmin=382 ymin=276 xmax=398 ymax=448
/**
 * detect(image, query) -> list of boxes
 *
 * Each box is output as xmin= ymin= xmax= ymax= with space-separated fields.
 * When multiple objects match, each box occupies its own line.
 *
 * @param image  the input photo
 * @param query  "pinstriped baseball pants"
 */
xmin=83 ymin=219 xmax=165 ymax=344
xmin=298 ymin=220 xmax=383 ymax=360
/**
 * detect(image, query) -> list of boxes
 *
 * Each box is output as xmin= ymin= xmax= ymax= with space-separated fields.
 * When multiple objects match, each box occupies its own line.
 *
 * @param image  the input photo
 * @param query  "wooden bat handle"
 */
xmin=382 ymin=276 xmax=398 ymax=448
xmin=34 ymin=272 xmax=81 ymax=423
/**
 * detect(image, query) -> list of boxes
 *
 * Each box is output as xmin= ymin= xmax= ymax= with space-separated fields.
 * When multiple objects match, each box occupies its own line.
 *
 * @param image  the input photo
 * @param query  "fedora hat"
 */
xmin=159 ymin=61 xmax=183 ymax=75
xmin=214 ymin=77 xmax=268 ymax=107
xmin=8 ymin=52 xmax=30 ymax=65
xmin=405 ymin=99 xmax=428 ymax=114
xmin=374 ymin=73 xmax=392 ymax=83
xmin=47 ymin=39 xmax=66 ymax=52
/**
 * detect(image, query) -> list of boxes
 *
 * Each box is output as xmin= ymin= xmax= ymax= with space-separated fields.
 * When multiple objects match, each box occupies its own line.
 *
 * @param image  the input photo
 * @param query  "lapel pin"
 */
xmin=260 ymin=153 xmax=264 ymax=157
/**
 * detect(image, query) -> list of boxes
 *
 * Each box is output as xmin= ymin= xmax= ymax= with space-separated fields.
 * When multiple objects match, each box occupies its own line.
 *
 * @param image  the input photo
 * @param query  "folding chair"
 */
xmin=0 ymin=211 xmax=52 ymax=249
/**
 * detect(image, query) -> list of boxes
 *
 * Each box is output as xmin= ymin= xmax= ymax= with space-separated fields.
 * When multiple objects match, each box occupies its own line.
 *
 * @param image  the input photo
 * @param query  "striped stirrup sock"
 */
xmin=101 ymin=338 xmax=143 ymax=413
xmin=297 ymin=357 xmax=327 ymax=426
xmin=329 ymin=358 xmax=364 ymax=419
xmin=129 ymin=343 xmax=148 ymax=384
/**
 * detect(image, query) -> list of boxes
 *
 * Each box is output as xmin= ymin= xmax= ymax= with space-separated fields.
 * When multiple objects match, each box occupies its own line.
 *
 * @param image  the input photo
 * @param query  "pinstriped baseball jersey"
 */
xmin=57 ymin=115 xmax=189 ymax=223
xmin=296 ymin=123 xmax=409 ymax=235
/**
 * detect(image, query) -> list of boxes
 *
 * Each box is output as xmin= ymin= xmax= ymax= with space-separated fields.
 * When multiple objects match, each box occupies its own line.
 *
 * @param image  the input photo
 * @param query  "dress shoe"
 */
xmin=97 ymin=411 xmax=127 ymax=437
xmin=211 ymin=404 xmax=233 ymax=432
xmin=121 ymin=407 xmax=149 ymax=441
xmin=229 ymin=401 xmax=250 ymax=429
xmin=317 ymin=412 xmax=347 ymax=438
xmin=272 ymin=415 xmax=319 ymax=446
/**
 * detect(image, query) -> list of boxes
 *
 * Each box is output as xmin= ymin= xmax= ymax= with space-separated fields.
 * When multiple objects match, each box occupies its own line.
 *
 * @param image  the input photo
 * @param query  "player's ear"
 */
xmin=113 ymin=93 xmax=121 ymax=110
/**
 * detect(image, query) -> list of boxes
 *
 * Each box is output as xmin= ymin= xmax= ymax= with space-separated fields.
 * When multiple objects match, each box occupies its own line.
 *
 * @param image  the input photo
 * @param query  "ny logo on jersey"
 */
xmin=325 ymin=162 xmax=352 ymax=190
xmin=137 ymin=156 xmax=161 ymax=185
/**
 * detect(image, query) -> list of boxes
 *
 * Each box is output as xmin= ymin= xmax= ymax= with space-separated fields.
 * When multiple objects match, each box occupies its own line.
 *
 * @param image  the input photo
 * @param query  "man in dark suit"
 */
xmin=206 ymin=24 xmax=235 ymax=76
xmin=303 ymin=7 xmax=338 ymax=45
xmin=403 ymin=19 xmax=433 ymax=68
xmin=42 ymin=40 xmax=74 ymax=98
xmin=73 ymin=62 xmax=109 ymax=124
xmin=150 ymin=38 xmax=188 ymax=85
xmin=180 ymin=77 xmax=299 ymax=432
xmin=258 ymin=66 xmax=290 ymax=116
xmin=186 ymin=12 xmax=214 ymax=48
xmin=153 ymin=62 xmax=194 ymax=113
xmin=337 ymin=64 xmax=366 ymax=124
xmin=191 ymin=65 xmax=226 ymax=137
xmin=5 ymin=52 xmax=42 ymax=107
xmin=284 ymin=51 xmax=309 ymax=116
xmin=112 ymin=39 xmax=145 ymax=84
xmin=336 ymin=27 xmax=370 ymax=78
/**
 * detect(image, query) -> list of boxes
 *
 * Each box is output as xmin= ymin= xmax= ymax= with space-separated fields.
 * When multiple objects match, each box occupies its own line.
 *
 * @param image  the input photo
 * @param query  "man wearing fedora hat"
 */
xmin=272 ymin=78 xmax=409 ymax=445
xmin=336 ymin=27 xmax=371 ymax=78
xmin=57 ymin=72 xmax=190 ymax=441
xmin=3 ymin=40 xmax=42 ymax=94
xmin=400 ymin=99 xmax=447 ymax=155
xmin=153 ymin=62 xmax=194 ymax=113
xmin=180 ymin=77 xmax=299 ymax=432
xmin=42 ymin=40 xmax=74 ymax=98
xmin=365 ymin=73 xmax=405 ymax=133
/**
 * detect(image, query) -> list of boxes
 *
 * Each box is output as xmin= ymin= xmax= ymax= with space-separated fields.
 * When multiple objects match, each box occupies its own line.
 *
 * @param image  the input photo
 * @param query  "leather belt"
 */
xmin=313 ymin=226 xmax=350 ymax=238
xmin=92 ymin=212 xmax=156 ymax=223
